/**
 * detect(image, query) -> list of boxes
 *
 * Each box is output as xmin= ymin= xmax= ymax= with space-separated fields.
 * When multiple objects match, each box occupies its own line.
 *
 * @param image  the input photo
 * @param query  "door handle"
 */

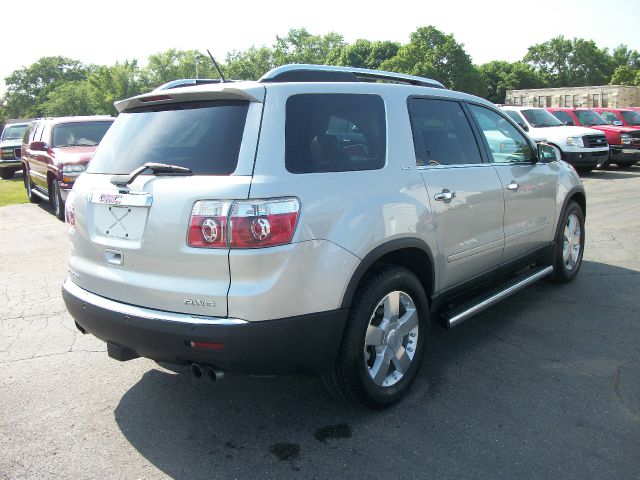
xmin=506 ymin=181 xmax=519 ymax=191
xmin=434 ymin=189 xmax=456 ymax=201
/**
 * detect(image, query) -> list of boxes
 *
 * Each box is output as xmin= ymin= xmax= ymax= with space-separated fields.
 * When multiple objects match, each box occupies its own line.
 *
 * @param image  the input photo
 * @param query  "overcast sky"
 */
xmin=2 ymin=0 xmax=639 ymax=94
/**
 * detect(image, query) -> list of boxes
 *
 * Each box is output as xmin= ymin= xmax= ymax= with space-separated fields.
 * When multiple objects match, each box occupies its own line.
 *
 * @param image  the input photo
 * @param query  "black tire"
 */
xmin=50 ymin=179 xmax=64 ymax=220
xmin=0 ymin=169 xmax=15 ymax=180
xmin=322 ymin=266 xmax=429 ymax=409
xmin=24 ymin=170 xmax=40 ymax=204
xmin=575 ymin=166 xmax=593 ymax=174
xmin=552 ymin=201 xmax=585 ymax=283
xmin=614 ymin=160 xmax=636 ymax=168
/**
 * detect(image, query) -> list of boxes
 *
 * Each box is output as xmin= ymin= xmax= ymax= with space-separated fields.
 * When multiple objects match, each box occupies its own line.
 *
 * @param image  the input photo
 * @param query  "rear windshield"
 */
xmin=52 ymin=121 xmax=113 ymax=147
xmin=87 ymin=100 xmax=249 ymax=175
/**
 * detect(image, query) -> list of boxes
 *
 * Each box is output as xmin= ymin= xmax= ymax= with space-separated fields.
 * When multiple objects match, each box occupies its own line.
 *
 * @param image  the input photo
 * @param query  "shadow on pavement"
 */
xmin=114 ymin=261 xmax=640 ymax=479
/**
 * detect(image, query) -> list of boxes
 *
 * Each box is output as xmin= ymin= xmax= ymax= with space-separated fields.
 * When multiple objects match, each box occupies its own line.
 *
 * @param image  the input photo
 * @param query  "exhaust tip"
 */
xmin=205 ymin=366 xmax=225 ymax=382
xmin=191 ymin=363 xmax=204 ymax=379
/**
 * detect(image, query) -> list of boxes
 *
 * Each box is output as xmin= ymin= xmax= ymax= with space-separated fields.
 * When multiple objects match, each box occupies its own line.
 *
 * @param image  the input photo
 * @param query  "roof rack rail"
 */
xmin=154 ymin=78 xmax=230 ymax=91
xmin=259 ymin=64 xmax=445 ymax=89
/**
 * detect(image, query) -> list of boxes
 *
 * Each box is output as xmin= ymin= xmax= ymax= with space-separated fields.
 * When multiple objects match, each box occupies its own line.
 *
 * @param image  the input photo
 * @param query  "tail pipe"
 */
xmin=191 ymin=363 xmax=225 ymax=381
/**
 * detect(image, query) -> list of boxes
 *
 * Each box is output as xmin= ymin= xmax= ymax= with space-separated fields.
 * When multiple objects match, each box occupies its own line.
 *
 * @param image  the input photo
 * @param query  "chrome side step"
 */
xmin=32 ymin=189 xmax=49 ymax=201
xmin=444 ymin=265 xmax=554 ymax=328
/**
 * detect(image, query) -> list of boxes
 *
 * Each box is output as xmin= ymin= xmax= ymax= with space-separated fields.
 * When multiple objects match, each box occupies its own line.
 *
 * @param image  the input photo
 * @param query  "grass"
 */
xmin=0 ymin=175 xmax=28 ymax=207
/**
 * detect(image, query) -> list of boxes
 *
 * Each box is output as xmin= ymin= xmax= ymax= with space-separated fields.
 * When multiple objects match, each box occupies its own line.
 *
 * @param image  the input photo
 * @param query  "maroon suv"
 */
xmin=547 ymin=108 xmax=640 ymax=167
xmin=22 ymin=116 xmax=114 ymax=219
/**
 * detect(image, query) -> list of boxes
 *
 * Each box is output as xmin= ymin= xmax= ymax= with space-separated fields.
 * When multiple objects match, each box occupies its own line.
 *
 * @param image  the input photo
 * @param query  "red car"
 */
xmin=22 ymin=116 xmax=114 ymax=219
xmin=547 ymin=108 xmax=640 ymax=167
xmin=593 ymin=108 xmax=640 ymax=130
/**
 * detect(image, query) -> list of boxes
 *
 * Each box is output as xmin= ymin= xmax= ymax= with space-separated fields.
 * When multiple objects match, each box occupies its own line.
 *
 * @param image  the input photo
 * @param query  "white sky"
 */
xmin=2 ymin=0 xmax=639 ymax=94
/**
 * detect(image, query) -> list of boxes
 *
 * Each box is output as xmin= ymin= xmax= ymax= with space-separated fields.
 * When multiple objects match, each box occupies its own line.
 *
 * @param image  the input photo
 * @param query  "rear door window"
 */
xmin=285 ymin=94 xmax=386 ymax=173
xmin=408 ymin=98 xmax=483 ymax=166
xmin=87 ymin=100 xmax=249 ymax=175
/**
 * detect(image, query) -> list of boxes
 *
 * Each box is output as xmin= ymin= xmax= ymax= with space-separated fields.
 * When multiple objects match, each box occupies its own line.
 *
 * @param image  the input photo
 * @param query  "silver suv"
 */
xmin=62 ymin=65 xmax=586 ymax=408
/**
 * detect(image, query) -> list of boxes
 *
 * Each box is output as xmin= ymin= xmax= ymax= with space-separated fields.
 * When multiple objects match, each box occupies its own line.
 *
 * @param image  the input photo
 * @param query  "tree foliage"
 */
xmin=2 ymin=27 xmax=639 ymax=119
xmin=381 ymin=26 xmax=486 ymax=96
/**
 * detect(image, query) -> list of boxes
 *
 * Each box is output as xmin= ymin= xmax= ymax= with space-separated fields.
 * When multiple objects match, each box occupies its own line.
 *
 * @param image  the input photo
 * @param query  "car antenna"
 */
xmin=207 ymin=49 xmax=226 ymax=83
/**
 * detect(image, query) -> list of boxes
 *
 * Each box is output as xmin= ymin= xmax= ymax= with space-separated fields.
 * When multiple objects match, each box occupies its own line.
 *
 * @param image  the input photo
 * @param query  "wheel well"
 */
xmin=570 ymin=191 xmax=586 ymax=218
xmin=346 ymin=247 xmax=433 ymax=308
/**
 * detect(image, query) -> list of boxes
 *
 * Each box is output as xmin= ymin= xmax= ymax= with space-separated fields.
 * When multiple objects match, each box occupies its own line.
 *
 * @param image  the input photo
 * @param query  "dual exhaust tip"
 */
xmin=191 ymin=363 xmax=225 ymax=382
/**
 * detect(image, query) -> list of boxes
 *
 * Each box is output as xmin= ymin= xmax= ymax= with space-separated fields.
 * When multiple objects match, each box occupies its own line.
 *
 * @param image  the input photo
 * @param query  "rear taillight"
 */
xmin=65 ymin=191 xmax=76 ymax=235
xmin=187 ymin=198 xmax=300 ymax=249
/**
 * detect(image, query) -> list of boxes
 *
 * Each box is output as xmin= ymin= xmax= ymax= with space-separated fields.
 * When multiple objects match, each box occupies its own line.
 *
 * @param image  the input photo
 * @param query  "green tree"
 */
xmin=611 ymin=45 xmax=640 ymax=70
xmin=326 ymin=39 xmax=400 ymax=70
xmin=381 ymin=26 xmax=486 ymax=96
xmin=142 ymin=49 xmax=218 ymax=89
xmin=40 ymin=81 xmax=96 ymax=116
xmin=272 ymin=28 xmax=346 ymax=65
xmin=87 ymin=61 xmax=145 ymax=115
xmin=225 ymin=46 xmax=275 ymax=80
xmin=610 ymin=65 xmax=640 ymax=86
xmin=479 ymin=60 xmax=546 ymax=103
xmin=524 ymin=36 xmax=612 ymax=87
xmin=3 ymin=56 xmax=91 ymax=118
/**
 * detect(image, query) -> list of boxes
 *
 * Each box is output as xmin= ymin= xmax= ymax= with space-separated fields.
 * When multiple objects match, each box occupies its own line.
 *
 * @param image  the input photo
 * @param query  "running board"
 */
xmin=32 ymin=189 xmax=49 ymax=201
xmin=443 ymin=265 xmax=554 ymax=328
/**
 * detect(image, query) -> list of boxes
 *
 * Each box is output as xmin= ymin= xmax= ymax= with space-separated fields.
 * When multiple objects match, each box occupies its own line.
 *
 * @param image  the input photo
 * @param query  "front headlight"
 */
xmin=62 ymin=164 xmax=85 ymax=174
xmin=566 ymin=136 xmax=584 ymax=147
xmin=620 ymin=133 xmax=631 ymax=144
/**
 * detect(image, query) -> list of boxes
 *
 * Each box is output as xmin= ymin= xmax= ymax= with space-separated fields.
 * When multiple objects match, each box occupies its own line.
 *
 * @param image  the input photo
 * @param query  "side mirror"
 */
xmin=564 ymin=121 xmax=575 ymax=126
xmin=29 ymin=141 xmax=47 ymax=151
xmin=537 ymin=142 xmax=561 ymax=163
xmin=612 ymin=120 xmax=623 ymax=126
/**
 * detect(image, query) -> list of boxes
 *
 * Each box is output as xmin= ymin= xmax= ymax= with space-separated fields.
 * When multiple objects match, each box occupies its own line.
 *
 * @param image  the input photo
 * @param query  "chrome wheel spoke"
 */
xmin=384 ymin=291 xmax=400 ymax=323
xmin=370 ymin=348 xmax=392 ymax=385
xmin=391 ymin=346 xmax=411 ymax=374
xmin=397 ymin=308 xmax=418 ymax=336
xmin=365 ymin=325 xmax=386 ymax=346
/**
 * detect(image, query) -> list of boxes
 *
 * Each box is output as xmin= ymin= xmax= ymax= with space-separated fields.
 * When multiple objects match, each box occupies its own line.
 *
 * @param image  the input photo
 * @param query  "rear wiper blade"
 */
xmin=110 ymin=162 xmax=192 ymax=188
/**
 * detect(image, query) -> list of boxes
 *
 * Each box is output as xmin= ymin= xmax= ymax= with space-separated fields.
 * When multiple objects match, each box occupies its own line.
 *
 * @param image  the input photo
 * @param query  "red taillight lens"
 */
xmin=229 ymin=198 xmax=300 ymax=248
xmin=187 ymin=201 xmax=231 ymax=248
xmin=187 ymin=198 xmax=300 ymax=249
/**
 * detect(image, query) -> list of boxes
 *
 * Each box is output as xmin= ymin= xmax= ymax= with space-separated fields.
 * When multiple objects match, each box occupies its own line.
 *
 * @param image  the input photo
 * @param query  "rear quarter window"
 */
xmin=87 ymin=100 xmax=249 ymax=175
xmin=285 ymin=94 xmax=386 ymax=174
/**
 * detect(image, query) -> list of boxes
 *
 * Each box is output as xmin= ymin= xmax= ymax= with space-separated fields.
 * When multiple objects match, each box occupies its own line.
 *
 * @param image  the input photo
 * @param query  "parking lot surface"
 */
xmin=1 ymin=168 xmax=639 ymax=480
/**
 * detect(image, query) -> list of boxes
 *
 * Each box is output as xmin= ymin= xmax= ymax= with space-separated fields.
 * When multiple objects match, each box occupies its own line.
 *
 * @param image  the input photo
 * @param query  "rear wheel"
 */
xmin=50 ymin=179 xmax=64 ymax=220
xmin=552 ymin=201 xmax=584 ymax=283
xmin=575 ymin=166 xmax=593 ymax=174
xmin=0 ymin=169 xmax=15 ymax=180
xmin=614 ymin=160 xmax=636 ymax=168
xmin=24 ymin=169 xmax=40 ymax=204
xmin=323 ymin=266 xmax=429 ymax=409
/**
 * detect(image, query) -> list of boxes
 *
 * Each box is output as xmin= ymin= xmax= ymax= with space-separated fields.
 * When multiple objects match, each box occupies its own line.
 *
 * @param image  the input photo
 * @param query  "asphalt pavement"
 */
xmin=1 ymin=168 xmax=639 ymax=480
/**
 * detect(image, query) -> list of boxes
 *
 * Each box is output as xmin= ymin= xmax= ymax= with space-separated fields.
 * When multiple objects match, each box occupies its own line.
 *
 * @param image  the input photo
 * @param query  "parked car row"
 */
xmin=499 ymin=105 xmax=640 ymax=173
xmin=20 ymin=116 xmax=114 ymax=219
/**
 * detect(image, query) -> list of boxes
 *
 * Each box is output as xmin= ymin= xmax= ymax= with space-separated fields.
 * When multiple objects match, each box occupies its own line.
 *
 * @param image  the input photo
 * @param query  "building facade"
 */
xmin=504 ymin=85 xmax=640 ymax=108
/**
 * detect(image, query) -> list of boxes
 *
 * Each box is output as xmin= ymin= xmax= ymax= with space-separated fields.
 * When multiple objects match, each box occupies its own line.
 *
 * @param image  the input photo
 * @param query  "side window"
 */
xmin=599 ymin=111 xmax=617 ymax=124
xmin=285 ymin=94 xmax=385 ymax=174
xmin=551 ymin=110 xmax=573 ymax=125
xmin=468 ymin=104 xmax=534 ymax=164
xmin=504 ymin=110 xmax=527 ymax=129
xmin=408 ymin=98 xmax=482 ymax=166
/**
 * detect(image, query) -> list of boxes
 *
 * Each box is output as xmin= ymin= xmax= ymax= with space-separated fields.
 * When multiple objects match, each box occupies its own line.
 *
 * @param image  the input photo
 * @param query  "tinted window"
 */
xmin=598 ymin=111 xmax=619 ymax=124
xmin=504 ymin=110 xmax=525 ymax=125
xmin=408 ymin=98 xmax=482 ymax=166
xmin=620 ymin=110 xmax=640 ymax=126
xmin=574 ymin=110 xmax=606 ymax=126
xmin=521 ymin=109 xmax=563 ymax=127
xmin=551 ymin=110 xmax=574 ymax=124
xmin=87 ymin=101 xmax=249 ymax=175
xmin=469 ymin=105 xmax=534 ymax=164
xmin=52 ymin=121 xmax=113 ymax=147
xmin=285 ymin=94 xmax=385 ymax=174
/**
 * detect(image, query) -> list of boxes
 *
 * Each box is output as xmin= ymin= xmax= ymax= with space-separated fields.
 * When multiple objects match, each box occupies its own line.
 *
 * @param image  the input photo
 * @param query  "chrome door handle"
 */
xmin=506 ymin=181 xmax=519 ymax=191
xmin=434 ymin=189 xmax=456 ymax=201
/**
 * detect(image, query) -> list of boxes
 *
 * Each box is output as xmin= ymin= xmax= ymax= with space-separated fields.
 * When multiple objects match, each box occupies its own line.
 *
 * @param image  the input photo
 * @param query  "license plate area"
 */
xmin=90 ymin=191 xmax=152 ymax=241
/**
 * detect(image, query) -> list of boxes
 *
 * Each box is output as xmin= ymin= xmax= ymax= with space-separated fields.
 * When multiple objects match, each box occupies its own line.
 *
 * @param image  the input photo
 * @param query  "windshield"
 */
xmin=620 ymin=110 xmax=640 ymax=126
xmin=521 ymin=109 xmax=563 ymax=127
xmin=87 ymin=100 xmax=249 ymax=175
xmin=1 ymin=124 xmax=28 ymax=141
xmin=575 ymin=110 xmax=607 ymax=126
xmin=52 ymin=121 xmax=113 ymax=147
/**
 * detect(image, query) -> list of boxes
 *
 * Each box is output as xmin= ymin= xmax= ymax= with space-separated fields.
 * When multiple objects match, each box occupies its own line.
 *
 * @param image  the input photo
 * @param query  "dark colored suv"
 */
xmin=0 ymin=122 xmax=30 ymax=179
xmin=22 ymin=116 xmax=113 ymax=219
